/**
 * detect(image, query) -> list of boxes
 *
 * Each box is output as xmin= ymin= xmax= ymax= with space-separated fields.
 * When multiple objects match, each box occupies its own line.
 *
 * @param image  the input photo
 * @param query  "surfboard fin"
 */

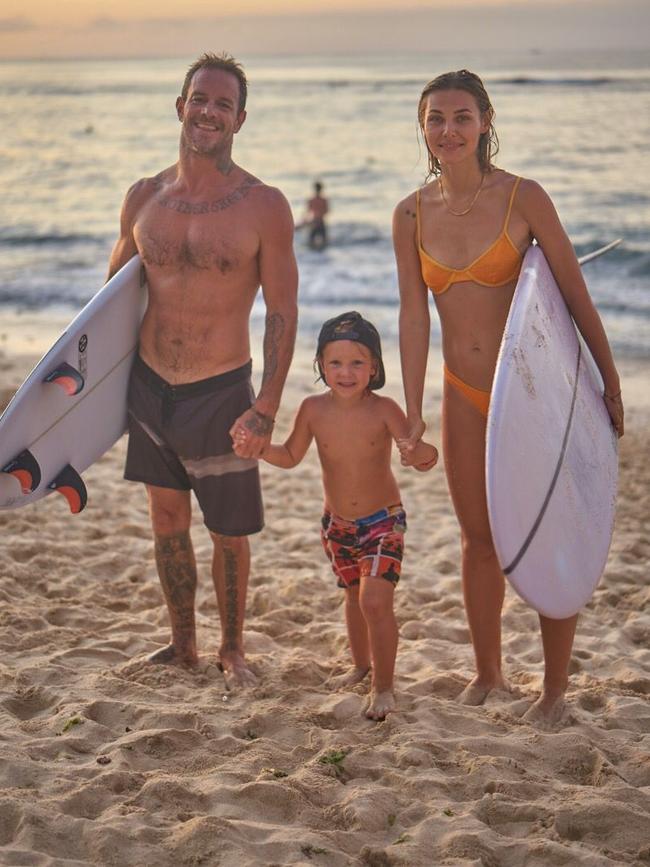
xmin=43 ymin=362 xmax=85 ymax=396
xmin=47 ymin=464 xmax=87 ymax=514
xmin=1 ymin=449 xmax=42 ymax=494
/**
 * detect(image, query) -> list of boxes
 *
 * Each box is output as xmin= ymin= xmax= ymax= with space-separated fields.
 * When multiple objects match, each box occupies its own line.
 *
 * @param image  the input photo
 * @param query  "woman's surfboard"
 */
xmin=0 ymin=256 xmax=146 ymax=513
xmin=486 ymin=245 xmax=618 ymax=619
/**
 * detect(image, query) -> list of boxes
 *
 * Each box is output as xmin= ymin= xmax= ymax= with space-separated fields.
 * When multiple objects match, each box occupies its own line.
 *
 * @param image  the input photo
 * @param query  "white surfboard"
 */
xmin=486 ymin=244 xmax=618 ymax=619
xmin=0 ymin=255 xmax=147 ymax=512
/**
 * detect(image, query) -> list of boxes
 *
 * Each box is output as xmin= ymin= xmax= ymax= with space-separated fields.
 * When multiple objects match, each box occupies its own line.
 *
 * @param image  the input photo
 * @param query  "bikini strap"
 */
xmin=504 ymin=176 xmax=522 ymax=227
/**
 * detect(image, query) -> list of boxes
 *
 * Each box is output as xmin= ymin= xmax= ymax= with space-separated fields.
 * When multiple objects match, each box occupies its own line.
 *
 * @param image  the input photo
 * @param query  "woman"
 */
xmin=393 ymin=70 xmax=624 ymax=724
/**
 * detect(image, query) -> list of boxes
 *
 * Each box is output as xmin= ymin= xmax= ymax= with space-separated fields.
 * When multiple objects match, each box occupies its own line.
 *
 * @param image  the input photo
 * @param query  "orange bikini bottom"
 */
xmin=443 ymin=365 xmax=490 ymax=418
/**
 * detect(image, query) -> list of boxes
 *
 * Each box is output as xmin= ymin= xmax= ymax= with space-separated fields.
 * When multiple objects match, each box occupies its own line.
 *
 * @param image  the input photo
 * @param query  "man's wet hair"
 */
xmin=181 ymin=52 xmax=248 ymax=113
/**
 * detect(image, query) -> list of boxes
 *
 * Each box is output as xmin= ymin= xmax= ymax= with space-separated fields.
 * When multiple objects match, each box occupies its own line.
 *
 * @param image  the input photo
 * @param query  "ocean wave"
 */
xmin=0 ymin=232 xmax=104 ymax=248
xmin=497 ymin=76 xmax=614 ymax=87
xmin=0 ymin=289 xmax=84 ymax=309
xmin=3 ymin=82 xmax=171 ymax=98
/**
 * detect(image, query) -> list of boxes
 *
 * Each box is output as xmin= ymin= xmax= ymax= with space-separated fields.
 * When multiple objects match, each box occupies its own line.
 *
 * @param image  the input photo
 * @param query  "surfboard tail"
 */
xmin=47 ymin=464 xmax=87 ymax=514
xmin=1 ymin=449 xmax=42 ymax=494
xmin=43 ymin=361 xmax=85 ymax=396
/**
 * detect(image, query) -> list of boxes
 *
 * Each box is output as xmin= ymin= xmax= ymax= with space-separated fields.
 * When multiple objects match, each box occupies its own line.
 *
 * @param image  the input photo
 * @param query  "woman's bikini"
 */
xmin=416 ymin=175 xmax=523 ymax=418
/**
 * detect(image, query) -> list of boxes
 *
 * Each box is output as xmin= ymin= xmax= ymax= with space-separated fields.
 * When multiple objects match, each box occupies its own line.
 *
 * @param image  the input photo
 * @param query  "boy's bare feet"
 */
xmin=217 ymin=652 xmax=258 ymax=689
xmin=147 ymin=644 xmax=198 ymax=667
xmin=327 ymin=666 xmax=370 ymax=689
xmin=457 ymin=675 xmax=509 ymax=706
xmin=365 ymin=689 xmax=395 ymax=721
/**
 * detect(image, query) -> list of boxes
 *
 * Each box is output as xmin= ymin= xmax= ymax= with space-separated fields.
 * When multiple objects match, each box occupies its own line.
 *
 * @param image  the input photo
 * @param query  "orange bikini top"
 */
xmin=417 ymin=176 xmax=523 ymax=295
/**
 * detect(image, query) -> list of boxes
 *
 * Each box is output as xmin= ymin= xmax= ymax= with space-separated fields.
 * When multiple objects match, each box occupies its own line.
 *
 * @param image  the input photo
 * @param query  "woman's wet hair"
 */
xmin=418 ymin=69 xmax=499 ymax=179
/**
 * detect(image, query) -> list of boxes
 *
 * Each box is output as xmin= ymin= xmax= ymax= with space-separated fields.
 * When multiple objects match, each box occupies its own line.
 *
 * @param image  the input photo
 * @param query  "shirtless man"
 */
xmin=303 ymin=181 xmax=329 ymax=251
xmin=107 ymin=53 xmax=298 ymax=687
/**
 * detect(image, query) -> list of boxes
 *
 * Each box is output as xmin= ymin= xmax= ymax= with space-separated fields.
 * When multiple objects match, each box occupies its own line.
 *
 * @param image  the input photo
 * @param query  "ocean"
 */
xmin=1 ymin=50 xmax=649 ymax=356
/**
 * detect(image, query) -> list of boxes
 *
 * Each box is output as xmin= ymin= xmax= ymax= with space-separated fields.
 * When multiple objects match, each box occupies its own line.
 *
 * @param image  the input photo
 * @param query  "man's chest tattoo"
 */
xmin=156 ymin=178 xmax=256 ymax=216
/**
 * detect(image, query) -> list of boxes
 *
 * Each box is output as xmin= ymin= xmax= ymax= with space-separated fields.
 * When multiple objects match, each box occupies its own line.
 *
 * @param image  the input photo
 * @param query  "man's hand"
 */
xmin=230 ymin=407 xmax=274 ymax=458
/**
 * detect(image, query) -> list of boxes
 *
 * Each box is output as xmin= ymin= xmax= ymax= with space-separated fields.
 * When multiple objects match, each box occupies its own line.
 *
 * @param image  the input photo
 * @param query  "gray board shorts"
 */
xmin=124 ymin=355 xmax=263 ymax=536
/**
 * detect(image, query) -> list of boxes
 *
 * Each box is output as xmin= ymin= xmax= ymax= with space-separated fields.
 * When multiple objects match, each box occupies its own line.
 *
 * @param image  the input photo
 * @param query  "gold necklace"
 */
xmin=439 ymin=173 xmax=485 ymax=217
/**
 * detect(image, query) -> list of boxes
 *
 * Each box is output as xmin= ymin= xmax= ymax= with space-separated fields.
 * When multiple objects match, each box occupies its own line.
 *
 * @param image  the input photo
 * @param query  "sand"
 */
xmin=0 ymin=325 xmax=649 ymax=867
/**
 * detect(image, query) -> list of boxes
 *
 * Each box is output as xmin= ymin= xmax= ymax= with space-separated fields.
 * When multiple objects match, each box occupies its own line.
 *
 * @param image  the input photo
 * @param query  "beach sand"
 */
xmin=0 ymin=328 xmax=648 ymax=867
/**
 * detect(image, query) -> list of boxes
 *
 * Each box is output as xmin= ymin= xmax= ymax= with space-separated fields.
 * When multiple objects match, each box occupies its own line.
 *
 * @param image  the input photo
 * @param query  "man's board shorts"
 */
xmin=124 ymin=356 xmax=263 ymax=536
xmin=320 ymin=504 xmax=406 ymax=589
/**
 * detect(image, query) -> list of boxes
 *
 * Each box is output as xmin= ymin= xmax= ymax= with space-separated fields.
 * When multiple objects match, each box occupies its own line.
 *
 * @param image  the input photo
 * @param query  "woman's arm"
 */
xmin=392 ymin=194 xmax=431 ymax=445
xmin=519 ymin=180 xmax=624 ymax=437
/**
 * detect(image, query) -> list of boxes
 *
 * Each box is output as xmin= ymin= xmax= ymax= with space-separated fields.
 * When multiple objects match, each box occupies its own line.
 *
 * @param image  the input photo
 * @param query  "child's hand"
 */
xmin=397 ymin=438 xmax=417 ymax=467
xmin=231 ymin=427 xmax=251 ymax=457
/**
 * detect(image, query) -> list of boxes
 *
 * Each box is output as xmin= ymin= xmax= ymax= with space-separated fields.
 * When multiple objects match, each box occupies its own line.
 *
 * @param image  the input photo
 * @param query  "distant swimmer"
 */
xmin=300 ymin=180 xmax=329 ymax=251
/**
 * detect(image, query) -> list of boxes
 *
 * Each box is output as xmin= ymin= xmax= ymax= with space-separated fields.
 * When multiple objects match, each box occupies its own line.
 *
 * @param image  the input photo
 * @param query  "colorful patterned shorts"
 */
xmin=320 ymin=505 xmax=407 ymax=589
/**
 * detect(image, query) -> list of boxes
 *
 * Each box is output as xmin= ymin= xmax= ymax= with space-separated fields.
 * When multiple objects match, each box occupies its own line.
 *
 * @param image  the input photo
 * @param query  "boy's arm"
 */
xmin=383 ymin=398 xmax=438 ymax=472
xmin=258 ymin=399 xmax=314 ymax=469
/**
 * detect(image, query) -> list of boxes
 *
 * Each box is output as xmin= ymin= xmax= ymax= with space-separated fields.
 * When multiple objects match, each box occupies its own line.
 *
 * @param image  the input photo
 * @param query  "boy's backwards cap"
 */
xmin=316 ymin=310 xmax=385 ymax=390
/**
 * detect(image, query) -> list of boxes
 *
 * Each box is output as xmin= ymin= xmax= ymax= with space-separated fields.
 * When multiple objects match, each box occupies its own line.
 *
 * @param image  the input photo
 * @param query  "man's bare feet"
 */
xmin=147 ymin=644 xmax=198 ymax=667
xmin=327 ymin=666 xmax=370 ymax=689
xmin=365 ymin=689 xmax=395 ymax=721
xmin=522 ymin=691 xmax=568 ymax=728
xmin=218 ymin=652 xmax=258 ymax=689
xmin=457 ymin=675 xmax=509 ymax=706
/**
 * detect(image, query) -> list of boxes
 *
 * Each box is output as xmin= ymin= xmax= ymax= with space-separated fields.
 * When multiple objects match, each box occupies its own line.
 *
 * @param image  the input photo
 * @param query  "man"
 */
xmin=302 ymin=180 xmax=329 ymax=251
xmin=107 ymin=52 xmax=298 ymax=688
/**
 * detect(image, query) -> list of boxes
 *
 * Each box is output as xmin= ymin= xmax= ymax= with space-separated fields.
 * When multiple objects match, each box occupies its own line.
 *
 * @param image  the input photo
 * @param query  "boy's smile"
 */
xmin=321 ymin=340 xmax=376 ymax=399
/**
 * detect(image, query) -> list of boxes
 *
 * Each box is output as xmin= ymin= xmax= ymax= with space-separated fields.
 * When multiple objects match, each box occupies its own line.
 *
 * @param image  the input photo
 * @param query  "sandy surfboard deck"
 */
xmin=0 ymin=256 xmax=146 ymax=513
xmin=486 ymin=244 xmax=618 ymax=619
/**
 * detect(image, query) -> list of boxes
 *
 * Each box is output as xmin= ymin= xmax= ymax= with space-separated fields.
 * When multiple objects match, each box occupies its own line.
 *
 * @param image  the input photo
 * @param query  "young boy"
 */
xmin=235 ymin=312 xmax=437 ymax=720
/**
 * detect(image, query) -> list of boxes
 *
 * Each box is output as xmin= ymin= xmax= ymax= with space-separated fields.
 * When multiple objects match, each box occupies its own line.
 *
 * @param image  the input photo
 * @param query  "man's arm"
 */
xmin=233 ymin=188 xmax=299 ymax=458
xmin=107 ymin=179 xmax=150 ymax=280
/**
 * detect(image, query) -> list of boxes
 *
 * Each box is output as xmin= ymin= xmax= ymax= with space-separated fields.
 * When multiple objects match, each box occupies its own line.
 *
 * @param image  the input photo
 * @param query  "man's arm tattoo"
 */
xmin=261 ymin=312 xmax=286 ymax=392
xmin=244 ymin=410 xmax=274 ymax=436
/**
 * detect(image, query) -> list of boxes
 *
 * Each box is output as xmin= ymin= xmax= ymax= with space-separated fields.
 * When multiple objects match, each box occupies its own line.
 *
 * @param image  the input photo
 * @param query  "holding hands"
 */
xmin=396 ymin=417 xmax=438 ymax=472
xmin=230 ymin=407 xmax=274 ymax=458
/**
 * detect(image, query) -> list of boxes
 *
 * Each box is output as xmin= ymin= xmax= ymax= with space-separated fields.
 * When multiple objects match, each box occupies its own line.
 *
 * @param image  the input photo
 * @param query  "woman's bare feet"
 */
xmin=327 ymin=666 xmax=370 ymax=689
xmin=365 ymin=689 xmax=395 ymax=721
xmin=457 ymin=675 xmax=509 ymax=706
xmin=147 ymin=643 xmax=198 ymax=667
xmin=523 ymin=690 xmax=568 ymax=727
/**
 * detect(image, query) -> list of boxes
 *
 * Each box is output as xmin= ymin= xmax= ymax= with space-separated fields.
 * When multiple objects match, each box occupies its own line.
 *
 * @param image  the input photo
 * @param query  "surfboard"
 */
xmin=0 ymin=255 xmax=147 ymax=513
xmin=486 ymin=244 xmax=619 ymax=619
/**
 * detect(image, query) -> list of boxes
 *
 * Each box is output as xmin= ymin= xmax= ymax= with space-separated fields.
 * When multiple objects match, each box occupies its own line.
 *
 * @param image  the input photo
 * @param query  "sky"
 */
xmin=0 ymin=0 xmax=648 ymax=60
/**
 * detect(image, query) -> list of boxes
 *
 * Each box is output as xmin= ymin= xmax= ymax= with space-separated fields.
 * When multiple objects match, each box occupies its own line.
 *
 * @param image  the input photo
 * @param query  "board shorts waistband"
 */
xmin=132 ymin=355 xmax=253 ymax=401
